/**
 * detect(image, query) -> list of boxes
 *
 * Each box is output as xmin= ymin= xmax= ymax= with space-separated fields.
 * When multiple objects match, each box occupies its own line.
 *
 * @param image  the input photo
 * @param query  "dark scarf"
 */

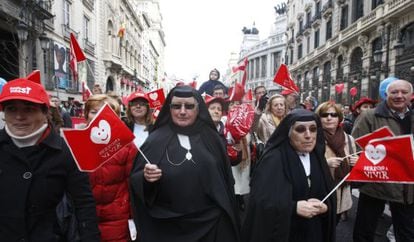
xmin=323 ymin=126 xmax=350 ymax=184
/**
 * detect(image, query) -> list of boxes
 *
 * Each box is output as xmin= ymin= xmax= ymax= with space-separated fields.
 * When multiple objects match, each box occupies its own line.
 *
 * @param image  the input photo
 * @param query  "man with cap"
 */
xmin=352 ymin=79 xmax=414 ymax=242
xmin=130 ymin=85 xmax=240 ymax=242
xmin=0 ymin=78 xmax=100 ymax=241
xmin=281 ymin=88 xmax=299 ymax=112
xmin=198 ymin=68 xmax=228 ymax=96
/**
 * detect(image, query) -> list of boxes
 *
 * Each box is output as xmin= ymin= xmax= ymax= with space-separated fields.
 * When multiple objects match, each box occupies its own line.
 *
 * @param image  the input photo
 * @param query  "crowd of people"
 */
xmin=0 ymin=69 xmax=412 ymax=242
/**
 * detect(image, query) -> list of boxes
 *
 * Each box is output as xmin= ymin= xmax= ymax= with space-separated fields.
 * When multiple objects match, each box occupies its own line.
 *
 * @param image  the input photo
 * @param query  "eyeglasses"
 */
xmin=170 ymin=103 xmax=198 ymax=110
xmin=293 ymin=125 xmax=318 ymax=133
xmin=320 ymin=112 xmax=339 ymax=118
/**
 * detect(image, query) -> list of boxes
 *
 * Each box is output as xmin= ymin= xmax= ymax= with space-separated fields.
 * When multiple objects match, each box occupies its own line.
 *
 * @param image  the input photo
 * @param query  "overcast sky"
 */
xmin=160 ymin=0 xmax=283 ymax=84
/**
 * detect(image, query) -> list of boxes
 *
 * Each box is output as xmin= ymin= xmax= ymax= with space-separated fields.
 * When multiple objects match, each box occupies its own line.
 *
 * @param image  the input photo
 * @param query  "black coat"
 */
xmin=0 ymin=128 xmax=100 ymax=241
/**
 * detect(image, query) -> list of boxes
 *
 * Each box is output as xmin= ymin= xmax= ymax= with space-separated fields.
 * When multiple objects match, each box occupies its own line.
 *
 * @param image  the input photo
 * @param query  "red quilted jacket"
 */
xmin=89 ymin=143 xmax=138 ymax=242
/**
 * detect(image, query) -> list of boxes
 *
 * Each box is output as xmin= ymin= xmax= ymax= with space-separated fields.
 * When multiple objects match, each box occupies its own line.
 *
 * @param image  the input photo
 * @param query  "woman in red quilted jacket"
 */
xmin=84 ymin=94 xmax=138 ymax=242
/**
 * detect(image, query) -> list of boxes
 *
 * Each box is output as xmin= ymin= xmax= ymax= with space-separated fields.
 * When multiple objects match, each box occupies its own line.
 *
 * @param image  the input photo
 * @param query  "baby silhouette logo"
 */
xmin=91 ymin=120 xmax=111 ymax=144
xmin=364 ymin=144 xmax=386 ymax=165
xmin=62 ymin=104 xmax=134 ymax=172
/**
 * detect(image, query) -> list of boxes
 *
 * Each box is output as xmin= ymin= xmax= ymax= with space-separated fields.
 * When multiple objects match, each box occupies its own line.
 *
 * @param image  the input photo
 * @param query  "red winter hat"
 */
xmin=204 ymin=94 xmax=226 ymax=107
xmin=353 ymin=97 xmax=377 ymax=111
xmin=0 ymin=78 xmax=50 ymax=109
xmin=127 ymin=91 xmax=149 ymax=103
xmin=280 ymin=88 xmax=297 ymax=96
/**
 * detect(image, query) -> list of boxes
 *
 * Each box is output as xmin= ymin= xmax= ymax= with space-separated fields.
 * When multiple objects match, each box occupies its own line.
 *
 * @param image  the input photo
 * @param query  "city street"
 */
xmin=336 ymin=191 xmax=393 ymax=242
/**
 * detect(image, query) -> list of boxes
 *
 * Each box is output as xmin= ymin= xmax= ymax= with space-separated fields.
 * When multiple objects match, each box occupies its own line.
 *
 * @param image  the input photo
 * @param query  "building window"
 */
xmin=372 ymin=0 xmax=384 ymax=10
xmin=326 ymin=19 xmax=332 ymax=40
xmin=255 ymin=58 xmax=260 ymax=78
xmin=83 ymin=16 xmax=90 ymax=40
xmin=353 ymin=0 xmax=364 ymax=22
xmin=298 ymin=44 xmax=303 ymax=59
xmin=340 ymin=5 xmax=348 ymax=30
xmin=272 ymin=52 xmax=281 ymax=75
xmin=299 ymin=19 xmax=303 ymax=33
xmin=261 ymin=56 xmax=267 ymax=78
xmin=306 ymin=11 xmax=311 ymax=26
xmin=307 ymin=36 xmax=310 ymax=53
xmin=314 ymin=29 xmax=320 ymax=48
xmin=64 ymin=0 xmax=71 ymax=27
xmin=315 ymin=1 xmax=321 ymax=15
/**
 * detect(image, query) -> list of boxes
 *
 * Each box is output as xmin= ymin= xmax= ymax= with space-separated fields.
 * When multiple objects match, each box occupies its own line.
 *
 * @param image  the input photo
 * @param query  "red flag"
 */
xmin=232 ymin=57 xmax=248 ymax=73
xmin=355 ymin=126 xmax=395 ymax=149
xmin=226 ymin=103 xmax=255 ymax=141
xmin=347 ymin=135 xmax=414 ymax=183
xmin=147 ymin=88 xmax=166 ymax=108
xmin=350 ymin=87 xmax=358 ymax=97
xmin=82 ymin=81 xmax=92 ymax=102
xmin=26 ymin=70 xmax=41 ymax=84
xmin=273 ymin=64 xmax=299 ymax=92
xmin=188 ymin=80 xmax=197 ymax=89
xmin=69 ymin=33 xmax=86 ymax=81
xmin=62 ymin=104 xmax=135 ymax=172
xmin=335 ymin=83 xmax=344 ymax=94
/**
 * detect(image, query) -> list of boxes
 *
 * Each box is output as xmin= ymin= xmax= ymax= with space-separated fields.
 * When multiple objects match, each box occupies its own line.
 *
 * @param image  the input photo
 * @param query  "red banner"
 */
xmin=347 ymin=135 xmax=414 ymax=183
xmin=355 ymin=126 xmax=394 ymax=148
xmin=273 ymin=64 xmax=299 ymax=92
xmin=62 ymin=104 xmax=134 ymax=172
xmin=147 ymin=88 xmax=165 ymax=108
xmin=226 ymin=103 xmax=254 ymax=141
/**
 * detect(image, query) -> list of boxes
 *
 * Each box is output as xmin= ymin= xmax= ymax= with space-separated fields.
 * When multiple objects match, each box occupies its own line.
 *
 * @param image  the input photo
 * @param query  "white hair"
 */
xmin=386 ymin=79 xmax=413 ymax=95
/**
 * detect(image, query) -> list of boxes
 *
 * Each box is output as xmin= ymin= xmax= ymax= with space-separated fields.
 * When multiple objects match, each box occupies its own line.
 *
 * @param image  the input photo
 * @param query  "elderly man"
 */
xmin=0 ymin=78 xmax=100 ymax=241
xmin=352 ymin=79 xmax=414 ymax=242
xmin=242 ymin=109 xmax=336 ymax=242
xmin=130 ymin=85 xmax=240 ymax=242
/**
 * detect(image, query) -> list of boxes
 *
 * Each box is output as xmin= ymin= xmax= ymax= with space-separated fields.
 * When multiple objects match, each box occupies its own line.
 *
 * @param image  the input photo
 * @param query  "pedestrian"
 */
xmin=253 ymin=94 xmax=287 ymax=143
xmin=281 ymin=88 xmax=300 ymax=111
xmin=315 ymin=101 xmax=358 ymax=223
xmin=198 ymin=68 xmax=227 ymax=96
xmin=130 ymin=85 xmax=240 ymax=242
xmin=242 ymin=109 xmax=336 ymax=242
xmin=351 ymin=79 xmax=414 ymax=242
xmin=83 ymin=94 xmax=138 ymax=242
xmin=125 ymin=91 xmax=153 ymax=148
xmin=343 ymin=97 xmax=377 ymax=134
xmin=212 ymin=84 xmax=227 ymax=98
xmin=0 ymin=78 xmax=100 ymax=241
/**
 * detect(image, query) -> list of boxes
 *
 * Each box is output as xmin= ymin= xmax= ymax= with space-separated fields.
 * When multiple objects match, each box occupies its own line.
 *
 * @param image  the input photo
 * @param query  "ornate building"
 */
xmin=286 ymin=0 xmax=414 ymax=105
xmin=231 ymin=4 xmax=287 ymax=95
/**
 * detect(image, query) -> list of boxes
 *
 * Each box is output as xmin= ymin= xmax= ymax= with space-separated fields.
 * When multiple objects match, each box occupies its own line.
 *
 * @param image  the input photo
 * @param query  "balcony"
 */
xmin=303 ymin=22 xmax=312 ymax=35
xmin=84 ymin=38 xmax=95 ymax=56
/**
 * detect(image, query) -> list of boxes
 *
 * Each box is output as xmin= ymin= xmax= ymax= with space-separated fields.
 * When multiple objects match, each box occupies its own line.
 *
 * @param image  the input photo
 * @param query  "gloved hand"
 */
xmin=257 ymin=94 xmax=268 ymax=111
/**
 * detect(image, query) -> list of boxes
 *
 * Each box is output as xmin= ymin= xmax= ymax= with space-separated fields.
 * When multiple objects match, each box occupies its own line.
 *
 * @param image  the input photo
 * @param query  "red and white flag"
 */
xmin=273 ymin=64 xmax=299 ymax=92
xmin=62 ymin=104 xmax=135 ymax=172
xmin=347 ymin=135 xmax=414 ymax=183
xmin=82 ymin=81 xmax=92 ymax=102
xmin=69 ymin=33 xmax=87 ymax=89
xmin=355 ymin=126 xmax=394 ymax=148
xmin=147 ymin=88 xmax=165 ymax=108
xmin=232 ymin=57 xmax=248 ymax=87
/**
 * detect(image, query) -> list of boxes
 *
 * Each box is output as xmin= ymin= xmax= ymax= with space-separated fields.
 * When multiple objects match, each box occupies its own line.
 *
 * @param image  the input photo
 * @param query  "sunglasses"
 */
xmin=170 ymin=103 xmax=198 ymax=110
xmin=293 ymin=125 xmax=318 ymax=133
xmin=320 ymin=112 xmax=339 ymax=118
xmin=130 ymin=100 xmax=148 ymax=107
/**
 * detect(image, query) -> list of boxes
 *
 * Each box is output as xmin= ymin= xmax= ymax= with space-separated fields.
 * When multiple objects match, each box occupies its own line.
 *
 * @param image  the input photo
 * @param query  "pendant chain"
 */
xmin=165 ymin=149 xmax=196 ymax=166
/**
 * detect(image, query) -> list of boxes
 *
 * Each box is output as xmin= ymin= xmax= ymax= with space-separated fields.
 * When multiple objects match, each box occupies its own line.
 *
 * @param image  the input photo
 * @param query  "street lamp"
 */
xmin=394 ymin=42 xmax=405 ymax=57
xmin=16 ymin=22 xmax=29 ymax=43
xmin=39 ymin=32 xmax=50 ymax=51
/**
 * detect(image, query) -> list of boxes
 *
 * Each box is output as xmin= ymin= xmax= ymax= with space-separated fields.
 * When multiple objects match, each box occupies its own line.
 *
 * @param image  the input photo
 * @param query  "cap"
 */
xmin=0 ymin=78 xmax=50 ymax=109
xmin=204 ymin=94 xmax=225 ymax=106
xmin=280 ymin=88 xmax=297 ymax=96
xmin=127 ymin=91 xmax=149 ymax=103
xmin=353 ymin=97 xmax=377 ymax=111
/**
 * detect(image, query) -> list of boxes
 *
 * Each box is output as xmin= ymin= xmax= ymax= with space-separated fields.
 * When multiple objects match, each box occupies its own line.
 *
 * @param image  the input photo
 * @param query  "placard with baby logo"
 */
xmin=347 ymin=135 xmax=414 ymax=183
xmin=147 ymin=88 xmax=165 ymax=108
xmin=62 ymin=104 xmax=135 ymax=172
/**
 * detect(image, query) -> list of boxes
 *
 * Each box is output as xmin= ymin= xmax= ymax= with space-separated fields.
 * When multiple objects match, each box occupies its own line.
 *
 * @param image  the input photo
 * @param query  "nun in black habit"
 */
xmin=130 ymin=85 xmax=240 ymax=242
xmin=241 ymin=109 xmax=336 ymax=242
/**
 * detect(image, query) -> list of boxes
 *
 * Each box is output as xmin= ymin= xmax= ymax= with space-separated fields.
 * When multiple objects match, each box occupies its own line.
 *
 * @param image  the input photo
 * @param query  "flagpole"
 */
xmin=319 ymin=150 xmax=363 ymax=204
xmin=138 ymin=148 xmax=152 ymax=164
xmin=321 ymin=173 xmax=350 ymax=204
